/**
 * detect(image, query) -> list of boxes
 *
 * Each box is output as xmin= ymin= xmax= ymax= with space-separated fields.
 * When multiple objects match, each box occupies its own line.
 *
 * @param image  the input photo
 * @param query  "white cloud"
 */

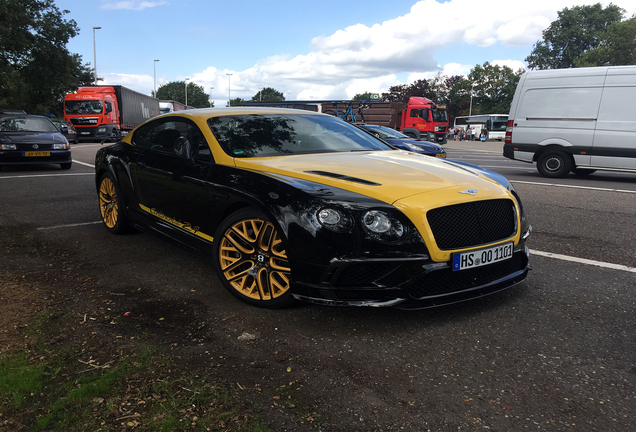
xmin=100 ymin=0 xmax=167 ymax=11
xmin=112 ymin=0 xmax=627 ymax=102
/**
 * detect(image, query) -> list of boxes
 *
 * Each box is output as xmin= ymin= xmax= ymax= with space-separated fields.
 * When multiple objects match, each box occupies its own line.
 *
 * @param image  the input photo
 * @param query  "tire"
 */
xmin=98 ymin=172 xmax=131 ymax=234
xmin=60 ymin=161 xmax=72 ymax=170
xmin=213 ymin=207 xmax=294 ymax=308
xmin=572 ymin=168 xmax=597 ymax=176
xmin=537 ymin=150 xmax=573 ymax=178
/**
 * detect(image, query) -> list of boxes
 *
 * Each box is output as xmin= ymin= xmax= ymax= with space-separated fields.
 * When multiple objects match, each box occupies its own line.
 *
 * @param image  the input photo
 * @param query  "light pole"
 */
xmin=153 ymin=59 xmax=159 ymax=96
xmin=226 ymin=73 xmax=233 ymax=106
xmin=185 ymin=78 xmax=189 ymax=107
xmin=209 ymin=87 xmax=214 ymax=107
xmin=92 ymin=26 xmax=101 ymax=83
xmin=469 ymin=83 xmax=475 ymax=116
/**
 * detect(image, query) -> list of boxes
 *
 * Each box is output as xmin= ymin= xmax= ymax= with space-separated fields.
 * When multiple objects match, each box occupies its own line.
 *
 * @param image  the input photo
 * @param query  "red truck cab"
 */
xmin=395 ymin=97 xmax=448 ymax=144
xmin=64 ymin=87 xmax=120 ymax=141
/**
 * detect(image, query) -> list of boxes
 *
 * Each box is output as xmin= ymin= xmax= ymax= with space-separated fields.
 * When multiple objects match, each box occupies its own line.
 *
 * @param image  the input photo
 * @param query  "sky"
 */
xmin=57 ymin=0 xmax=636 ymax=107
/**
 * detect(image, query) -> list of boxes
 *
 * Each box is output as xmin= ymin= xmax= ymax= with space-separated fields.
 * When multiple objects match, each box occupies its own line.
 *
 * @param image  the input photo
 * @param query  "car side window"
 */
xmin=132 ymin=118 xmax=213 ymax=162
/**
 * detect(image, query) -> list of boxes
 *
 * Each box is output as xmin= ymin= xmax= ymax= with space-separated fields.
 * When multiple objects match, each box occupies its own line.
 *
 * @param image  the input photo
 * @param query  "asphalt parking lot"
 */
xmin=1 ymin=140 xmax=635 ymax=431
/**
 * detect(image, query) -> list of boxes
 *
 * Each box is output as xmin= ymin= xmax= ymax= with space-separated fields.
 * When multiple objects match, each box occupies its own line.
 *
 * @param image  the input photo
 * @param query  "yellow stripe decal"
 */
xmin=139 ymin=204 xmax=214 ymax=242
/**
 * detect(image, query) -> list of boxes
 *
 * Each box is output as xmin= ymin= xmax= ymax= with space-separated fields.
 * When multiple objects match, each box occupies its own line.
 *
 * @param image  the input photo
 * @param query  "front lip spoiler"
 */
xmin=291 ymin=295 xmax=406 ymax=308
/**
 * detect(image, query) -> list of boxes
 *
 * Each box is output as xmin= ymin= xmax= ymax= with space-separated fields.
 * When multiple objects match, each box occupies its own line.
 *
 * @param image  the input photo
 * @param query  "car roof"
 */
xmin=0 ymin=113 xmax=46 ymax=118
xmin=156 ymin=107 xmax=324 ymax=120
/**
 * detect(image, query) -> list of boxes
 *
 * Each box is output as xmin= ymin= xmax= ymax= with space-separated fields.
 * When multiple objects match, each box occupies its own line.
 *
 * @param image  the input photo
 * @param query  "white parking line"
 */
xmin=37 ymin=221 xmax=102 ymax=230
xmin=73 ymin=160 xmax=95 ymax=168
xmin=512 ymin=180 xmax=636 ymax=194
xmin=0 ymin=172 xmax=93 ymax=179
xmin=531 ymin=249 xmax=636 ymax=273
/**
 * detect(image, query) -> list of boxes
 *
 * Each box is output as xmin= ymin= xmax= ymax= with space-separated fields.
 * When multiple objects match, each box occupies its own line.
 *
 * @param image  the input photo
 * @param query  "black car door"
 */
xmin=129 ymin=116 xmax=218 ymax=252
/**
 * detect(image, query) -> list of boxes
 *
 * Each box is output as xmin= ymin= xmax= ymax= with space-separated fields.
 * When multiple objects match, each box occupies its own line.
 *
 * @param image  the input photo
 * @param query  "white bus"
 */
xmin=454 ymin=114 xmax=508 ymax=140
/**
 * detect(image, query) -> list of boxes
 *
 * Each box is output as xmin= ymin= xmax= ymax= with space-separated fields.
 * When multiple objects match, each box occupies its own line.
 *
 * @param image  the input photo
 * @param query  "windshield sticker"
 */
xmin=139 ymin=204 xmax=213 ymax=242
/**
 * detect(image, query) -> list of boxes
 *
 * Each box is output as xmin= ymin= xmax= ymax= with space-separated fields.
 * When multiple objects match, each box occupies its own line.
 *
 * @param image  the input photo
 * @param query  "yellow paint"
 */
xmin=139 ymin=204 xmax=214 ymax=242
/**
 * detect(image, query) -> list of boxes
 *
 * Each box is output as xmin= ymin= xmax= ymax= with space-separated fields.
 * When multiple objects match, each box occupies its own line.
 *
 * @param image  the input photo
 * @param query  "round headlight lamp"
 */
xmin=317 ymin=208 xmax=352 ymax=232
xmin=362 ymin=210 xmax=405 ymax=243
xmin=363 ymin=210 xmax=391 ymax=233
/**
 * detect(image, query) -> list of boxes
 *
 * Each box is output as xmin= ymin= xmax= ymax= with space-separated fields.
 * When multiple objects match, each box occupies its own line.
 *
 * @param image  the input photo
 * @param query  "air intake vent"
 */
xmin=304 ymin=170 xmax=381 ymax=186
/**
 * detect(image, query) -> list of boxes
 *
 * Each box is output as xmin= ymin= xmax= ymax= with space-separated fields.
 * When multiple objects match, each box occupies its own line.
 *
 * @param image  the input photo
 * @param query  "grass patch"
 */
xmin=1 ymin=344 xmax=272 ymax=432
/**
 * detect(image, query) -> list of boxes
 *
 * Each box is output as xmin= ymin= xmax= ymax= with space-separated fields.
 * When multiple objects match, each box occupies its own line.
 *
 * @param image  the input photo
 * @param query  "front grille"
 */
xmin=16 ymin=143 xmax=53 ymax=150
xmin=70 ymin=118 xmax=97 ymax=125
xmin=403 ymin=252 xmax=527 ymax=299
xmin=427 ymin=199 xmax=516 ymax=249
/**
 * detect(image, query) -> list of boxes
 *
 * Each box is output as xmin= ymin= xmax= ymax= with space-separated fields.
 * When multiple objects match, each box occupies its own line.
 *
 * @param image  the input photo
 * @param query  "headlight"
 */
xmin=317 ymin=208 xmax=352 ymax=232
xmin=98 ymin=127 xmax=106 ymax=133
xmin=53 ymin=143 xmax=67 ymax=150
xmin=2 ymin=144 xmax=17 ymax=150
xmin=362 ymin=210 xmax=405 ymax=243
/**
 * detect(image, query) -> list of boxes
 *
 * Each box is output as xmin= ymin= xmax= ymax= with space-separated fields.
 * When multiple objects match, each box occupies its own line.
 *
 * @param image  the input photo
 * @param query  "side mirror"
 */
xmin=60 ymin=126 xmax=69 ymax=134
xmin=105 ymin=102 xmax=113 ymax=113
xmin=173 ymin=136 xmax=195 ymax=166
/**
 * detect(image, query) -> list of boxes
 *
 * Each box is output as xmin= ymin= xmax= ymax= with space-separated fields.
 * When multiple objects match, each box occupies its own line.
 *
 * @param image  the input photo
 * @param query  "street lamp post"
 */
xmin=153 ymin=60 xmax=159 ymax=96
xmin=92 ymin=26 xmax=101 ymax=83
xmin=210 ymin=87 xmax=214 ymax=107
xmin=226 ymin=74 xmax=233 ymax=106
xmin=469 ymin=83 xmax=475 ymax=116
xmin=185 ymin=78 xmax=189 ymax=107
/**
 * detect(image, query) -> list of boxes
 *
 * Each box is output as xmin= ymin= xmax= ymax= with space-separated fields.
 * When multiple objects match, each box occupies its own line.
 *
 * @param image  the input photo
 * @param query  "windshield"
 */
xmin=65 ymin=100 xmax=103 ymax=115
xmin=431 ymin=108 xmax=448 ymax=123
xmin=0 ymin=116 xmax=59 ymax=133
xmin=368 ymin=126 xmax=408 ymax=139
xmin=491 ymin=120 xmax=507 ymax=131
xmin=208 ymin=114 xmax=392 ymax=157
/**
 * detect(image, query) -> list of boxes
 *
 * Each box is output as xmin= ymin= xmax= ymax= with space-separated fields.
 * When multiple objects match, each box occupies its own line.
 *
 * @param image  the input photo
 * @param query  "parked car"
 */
xmin=0 ymin=113 xmax=72 ymax=170
xmin=50 ymin=119 xmax=79 ymax=144
xmin=355 ymin=124 xmax=446 ymax=158
xmin=95 ymin=108 xmax=531 ymax=309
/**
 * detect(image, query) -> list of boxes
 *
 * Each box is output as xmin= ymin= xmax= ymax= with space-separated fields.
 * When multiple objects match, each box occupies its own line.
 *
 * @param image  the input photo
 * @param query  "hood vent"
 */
xmin=304 ymin=170 xmax=381 ymax=186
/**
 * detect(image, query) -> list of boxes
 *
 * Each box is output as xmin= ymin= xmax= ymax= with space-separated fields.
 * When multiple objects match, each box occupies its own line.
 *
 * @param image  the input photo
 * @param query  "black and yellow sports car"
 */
xmin=95 ymin=108 xmax=531 ymax=309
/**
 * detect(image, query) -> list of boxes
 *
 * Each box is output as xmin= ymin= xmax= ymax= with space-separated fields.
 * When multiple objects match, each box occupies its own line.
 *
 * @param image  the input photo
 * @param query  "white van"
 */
xmin=503 ymin=66 xmax=636 ymax=177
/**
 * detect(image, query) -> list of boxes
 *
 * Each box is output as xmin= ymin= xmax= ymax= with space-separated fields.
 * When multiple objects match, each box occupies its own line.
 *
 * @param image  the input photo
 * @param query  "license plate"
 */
xmin=80 ymin=132 xmax=90 ymax=135
xmin=24 ymin=151 xmax=50 ymax=157
xmin=452 ymin=242 xmax=513 ymax=271
xmin=436 ymin=154 xmax=446 ymax=158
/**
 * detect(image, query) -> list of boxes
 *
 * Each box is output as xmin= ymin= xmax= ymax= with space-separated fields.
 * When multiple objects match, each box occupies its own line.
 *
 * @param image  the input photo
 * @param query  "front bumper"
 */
xmin=291 ymin=242 xmax=530 ymax=309
xmin=0 ymin=150 xmax=72 ymax=166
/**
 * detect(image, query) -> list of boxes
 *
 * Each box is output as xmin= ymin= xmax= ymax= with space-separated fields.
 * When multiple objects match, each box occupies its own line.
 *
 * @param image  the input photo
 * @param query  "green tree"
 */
xmin=352 ymin=92 xmax=378 ymax=101
xmin=251 ymin=87 xmax=285 ymax=102
xmin=0 ymin=0 xmax=94 ymax=114
xmin=228 ymin=97 xmax=246 ymax=107
xmin=381 ymin=79 xmax=433 ymax=103
xmin=439 ymin=75 xmax=470 ymax=125
xmin=575 ymin=17 xmax=636 ymax=66
xmin=156 ymin=81 xmax=210 ymax=108
xmin=467 ymin=62 xmax=524 ymax=115
xmin=525 ymin=3 xmax=624 ymax=69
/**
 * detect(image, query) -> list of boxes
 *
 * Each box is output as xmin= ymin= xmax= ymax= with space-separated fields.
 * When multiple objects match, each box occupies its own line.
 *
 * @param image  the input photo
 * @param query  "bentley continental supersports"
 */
xmin=95 ymin=108 xmax=531 ymax=309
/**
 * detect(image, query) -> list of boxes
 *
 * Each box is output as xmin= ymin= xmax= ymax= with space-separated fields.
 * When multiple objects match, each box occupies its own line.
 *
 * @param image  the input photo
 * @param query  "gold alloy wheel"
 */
xmin=99 ymin=177 xmax=119 ymax=229
xmin=218 ymin=218 xmax=291 ymax=301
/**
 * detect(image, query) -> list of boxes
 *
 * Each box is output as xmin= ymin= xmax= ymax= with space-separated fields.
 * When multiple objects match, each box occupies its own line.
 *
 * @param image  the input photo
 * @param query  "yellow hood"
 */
xmin=234 ymin=150 xmax=507 ymax=204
